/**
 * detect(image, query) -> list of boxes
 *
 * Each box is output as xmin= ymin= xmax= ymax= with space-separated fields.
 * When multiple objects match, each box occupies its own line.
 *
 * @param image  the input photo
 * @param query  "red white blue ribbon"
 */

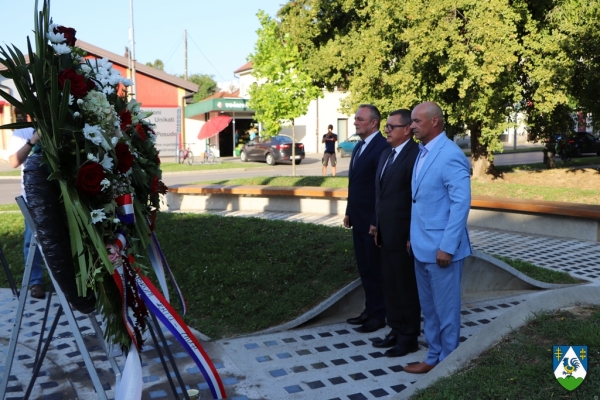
xmin=116 ymin=193 xmax=135 ymax=224
xmin=114 ymin=230 xmax=127 ymax=251
xmin=136 ymin=275 xmax=226 ymax=399
xmin=112 ymin=267 xmax=140 ymax=350
xmin=147 ymin=232 xmax=187 ymax=316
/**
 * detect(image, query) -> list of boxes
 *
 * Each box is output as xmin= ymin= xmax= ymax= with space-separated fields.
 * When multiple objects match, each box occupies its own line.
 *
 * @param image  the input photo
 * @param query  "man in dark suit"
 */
xmin=344 ymin=104 xmax=389 ymax=333
xmin=371 ymin=109 xmax=421 ymax=357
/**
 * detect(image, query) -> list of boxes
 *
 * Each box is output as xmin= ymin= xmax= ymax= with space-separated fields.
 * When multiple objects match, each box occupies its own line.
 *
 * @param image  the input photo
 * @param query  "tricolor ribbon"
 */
xmin=136 ymin=275 xmax=226 ymax=399
xmin=112 ymin=267 xmax=140 ymax=350
xmin=147 ymin=232 xmax=187 ymax=315
xmin=114 ymin=230 xmax=127 ymax=251
xmin=116 ymin=193 xmax=135 ymax=224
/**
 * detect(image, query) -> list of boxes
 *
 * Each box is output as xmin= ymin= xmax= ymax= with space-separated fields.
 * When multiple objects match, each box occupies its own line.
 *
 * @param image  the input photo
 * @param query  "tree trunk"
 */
xmin=469 ymin=123 xmax=497 ymax=179
xmin=292 ymin=119 xmax=296 ymax=177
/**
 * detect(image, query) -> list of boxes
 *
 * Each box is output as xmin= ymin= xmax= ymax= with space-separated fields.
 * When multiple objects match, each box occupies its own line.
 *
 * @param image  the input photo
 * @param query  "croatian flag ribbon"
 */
xmin=147 ymin=232 xmax=187 ymax=315
xmin=116 ymin=193 xmax=135 ymax=224
xmin=114 ymin=230 xmax=127 ymax=251
xmin=112 ymin=267 xmax=140 ymax=350
xmin=136 ymin=275 xmax=226 ymax=399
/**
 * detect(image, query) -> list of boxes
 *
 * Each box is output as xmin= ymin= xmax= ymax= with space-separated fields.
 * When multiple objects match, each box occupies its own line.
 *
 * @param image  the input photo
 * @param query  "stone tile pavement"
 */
xmin=1 ymin=211 xmax=598 ymax=399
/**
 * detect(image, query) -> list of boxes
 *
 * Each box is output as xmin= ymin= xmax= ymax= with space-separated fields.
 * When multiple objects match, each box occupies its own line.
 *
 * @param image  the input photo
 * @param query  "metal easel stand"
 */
xmin=0 ymin=196 xmax=192 ymax=399
xmin=0 ymin=196 xmax=120 ymax=399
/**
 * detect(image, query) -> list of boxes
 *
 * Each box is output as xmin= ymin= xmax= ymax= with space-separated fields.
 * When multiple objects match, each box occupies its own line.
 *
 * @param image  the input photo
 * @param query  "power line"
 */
xmin=187 ymin=33 xmax=227 ymax=81
xmin=162 ymin=32 xmax=184 ymax=69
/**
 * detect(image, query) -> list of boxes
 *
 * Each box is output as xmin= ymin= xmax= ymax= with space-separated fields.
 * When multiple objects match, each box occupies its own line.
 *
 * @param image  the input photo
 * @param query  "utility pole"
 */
xmin=184 ymin=29 xmax=188 ymax=81
xmin=129 ymin=0 xmax=137 ymax=97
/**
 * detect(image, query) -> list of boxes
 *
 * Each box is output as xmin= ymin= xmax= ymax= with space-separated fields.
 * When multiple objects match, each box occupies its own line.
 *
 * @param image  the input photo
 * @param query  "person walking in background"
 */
xmin=405 ymin=101 xmax=472 ymax=374
xmin=322 ymin=124 xmax=337 ymax=176
xmin=8 ymin=127 xmax=45 ymax=299
xmin=343 ymin=104 xmax=389 ymax=333
xmin=372 ymin=109 xmax=421 ymax=357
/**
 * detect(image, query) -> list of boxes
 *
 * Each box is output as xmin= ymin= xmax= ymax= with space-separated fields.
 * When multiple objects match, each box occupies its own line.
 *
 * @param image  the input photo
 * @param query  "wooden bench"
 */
xmin=167 ymin=185 xmax=600 ymax=241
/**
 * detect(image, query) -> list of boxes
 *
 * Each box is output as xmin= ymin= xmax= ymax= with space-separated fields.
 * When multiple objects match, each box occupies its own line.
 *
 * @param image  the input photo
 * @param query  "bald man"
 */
xmin=404 ymin=102 xmax=472 ymax=374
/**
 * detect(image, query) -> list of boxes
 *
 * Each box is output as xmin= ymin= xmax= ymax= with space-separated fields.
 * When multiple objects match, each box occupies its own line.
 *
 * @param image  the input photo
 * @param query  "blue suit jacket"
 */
xmin=410 ymin=134 xmax=472 ymax=263
xmin=346 ymin=132 xmax=389 ymax=234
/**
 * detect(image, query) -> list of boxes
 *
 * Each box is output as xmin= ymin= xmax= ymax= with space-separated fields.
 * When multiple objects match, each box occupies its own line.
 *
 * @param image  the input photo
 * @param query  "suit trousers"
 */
xmin=381 ymin=248 xmax=421 ymax=345
xmin=414 ymin=257 xmax=463 ymax=365
xmin=352 ymin=228 xmax=385 ymax=320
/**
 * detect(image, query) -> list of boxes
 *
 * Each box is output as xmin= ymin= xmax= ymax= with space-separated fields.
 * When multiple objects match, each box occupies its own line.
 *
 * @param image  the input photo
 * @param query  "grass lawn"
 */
xmin=0 ymin=211 xmax=358 ymax=339
xmin=412 ymin=306 xmax=600 ymax=399
xmin=0 ymin=170 xmax=21 ymax=177
xmin=491 ymin=254 xmax=580 ymax=284
xmin=159 ymin=162 xmax=266 ymax=173
xmin=200 ymin=161 xmax=600 ymax=204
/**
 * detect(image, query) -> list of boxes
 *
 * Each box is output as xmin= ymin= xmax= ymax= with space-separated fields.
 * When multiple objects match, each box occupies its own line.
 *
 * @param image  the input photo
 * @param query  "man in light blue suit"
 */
xmin=404 ymin=102 xmax=472 ymax=374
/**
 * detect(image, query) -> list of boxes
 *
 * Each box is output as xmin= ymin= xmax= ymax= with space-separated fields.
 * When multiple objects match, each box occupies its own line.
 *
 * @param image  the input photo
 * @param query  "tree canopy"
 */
xmin=278 ymin=0 xmax=600 ymax=177
xmin=186 ymin=73 xmax=218 ymax=102
xmin=247 ymin=10 xmax=322 ymax=137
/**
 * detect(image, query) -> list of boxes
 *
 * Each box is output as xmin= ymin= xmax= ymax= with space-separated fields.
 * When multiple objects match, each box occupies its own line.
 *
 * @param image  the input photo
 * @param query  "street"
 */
xmin=0 ymin=150 xmax=549 ymax=205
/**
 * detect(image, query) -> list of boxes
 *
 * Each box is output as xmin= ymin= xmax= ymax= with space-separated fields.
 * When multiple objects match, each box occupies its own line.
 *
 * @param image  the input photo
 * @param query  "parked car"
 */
xmin=337 ymin=134 xmax=361 ymax=157
xmin=544 ymin=132 xmax=600 ymax=158
xmin=239 ymin=135 xmax=305 ymax=165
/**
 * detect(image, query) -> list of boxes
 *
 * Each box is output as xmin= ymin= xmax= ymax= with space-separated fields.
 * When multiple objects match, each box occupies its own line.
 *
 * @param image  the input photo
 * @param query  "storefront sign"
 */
xmin=142 ymin=107 xmax=181 ymax=157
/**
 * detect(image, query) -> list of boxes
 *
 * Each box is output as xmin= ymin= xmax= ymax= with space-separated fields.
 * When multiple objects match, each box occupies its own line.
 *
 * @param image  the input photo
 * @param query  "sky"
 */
xmin=0 ymin=0 xmax=285 ymax=83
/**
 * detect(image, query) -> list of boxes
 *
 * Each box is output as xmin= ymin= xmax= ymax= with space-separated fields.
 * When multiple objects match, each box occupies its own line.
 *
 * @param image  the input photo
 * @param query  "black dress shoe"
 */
xmin=372 ymin=331 xmax=398 ymax=348
xmin=354 ymin=317 xmax=385 ymax=333
xmin=347 ymin=312 xmax=370 ymax=325
xmin=384 ymin=342 xmax=419 ymax=357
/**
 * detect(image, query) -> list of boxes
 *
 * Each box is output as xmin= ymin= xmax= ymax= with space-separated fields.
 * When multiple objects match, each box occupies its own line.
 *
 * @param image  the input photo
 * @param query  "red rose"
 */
xmin=115 ymin=142 xmax=134 ymax=173
xmin=151 ymin=176 xmax=159 ymax=194
xmin=54 ymin=26 xmax=77 ymax=46
xmin=86 ymin=79 xmax=96 ymax=92
xmin=75 ymin=162 xmax=106 ymax=196
xmin=155 ymin=151 xmax=161 ymax=165
xmin=135 ymin=123 xmax=147 ymax=141
xmin=119 ymin=109 xmax=132 ymax=131
xmin=58 ymin=68 xmax=88 ymax=98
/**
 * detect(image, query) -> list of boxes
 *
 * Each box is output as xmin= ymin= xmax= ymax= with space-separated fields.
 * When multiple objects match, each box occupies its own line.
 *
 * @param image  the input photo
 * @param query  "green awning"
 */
xmin=185 ymin=98 xmax=253 ymax=118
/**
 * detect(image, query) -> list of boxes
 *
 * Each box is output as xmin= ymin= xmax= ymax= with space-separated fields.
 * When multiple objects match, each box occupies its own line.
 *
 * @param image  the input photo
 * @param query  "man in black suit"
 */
xmin=371 ymin=108 xmax=421 ymax=356
xmin=344 ymin=104 xmax=389 ymax=333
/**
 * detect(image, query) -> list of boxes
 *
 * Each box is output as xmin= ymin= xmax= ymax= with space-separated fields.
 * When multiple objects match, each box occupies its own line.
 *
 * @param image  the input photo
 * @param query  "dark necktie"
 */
xmin=380 ymin=149 xmax=396 ymax=182
xmin=352 ymin=140 xmax=365 ymax=167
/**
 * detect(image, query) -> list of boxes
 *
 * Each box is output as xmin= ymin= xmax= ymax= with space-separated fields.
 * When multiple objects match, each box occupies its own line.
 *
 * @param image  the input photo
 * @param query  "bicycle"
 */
xmin=203 ymin=145 xmax=216 ymax=163
xmin=178 ymin=145 xmax=193 ymax=165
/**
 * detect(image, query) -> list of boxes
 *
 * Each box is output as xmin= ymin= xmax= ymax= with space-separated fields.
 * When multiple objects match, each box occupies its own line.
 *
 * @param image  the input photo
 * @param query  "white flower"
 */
xmin=52 ymin=43 xmax=71 ymax=55
xmin=82 ymin=124 xmax=103 ymax=145
xmin=111 ymin=137 xmax=118 ymax=146
xmin=73 ymin=111 xmax=80 ymax=118
xmin=80 ymin=64 xmax=92 ymax=76
xmin=121 ymin=78 xmax=133 ymax=87
xmin=90 ymin=209 xmax=106 ymax=224
xmin=49 ymin=23 xmax=59 ymax=32
xmin=87 ymin=153 xmax=99 ymax=162
xmin=102 ymin=86 xmax=115 ymax=96
xmin=100 ymin=155 xmax=113 ymax=170
xmin=47 ymin=31 xmax=65 ymax=44
xmin=100 ymin=178 xmax=111 ymax=191
xmin=113 ymin=218 xmax=120 ymax=224
xmin=77 ymin=99 xmax=84 ymax=106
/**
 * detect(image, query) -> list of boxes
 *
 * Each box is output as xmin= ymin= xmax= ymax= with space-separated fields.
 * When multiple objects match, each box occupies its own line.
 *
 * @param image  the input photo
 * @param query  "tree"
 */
xmin=248 ymin=10 xmax=322 ymax=176
xmin=145 ymin=59 xmax=164 ymax=71
xmin=280 ymin=0 xmax=527 ymax=178
xmin=186 ymin=73 xmax=218 ymax=102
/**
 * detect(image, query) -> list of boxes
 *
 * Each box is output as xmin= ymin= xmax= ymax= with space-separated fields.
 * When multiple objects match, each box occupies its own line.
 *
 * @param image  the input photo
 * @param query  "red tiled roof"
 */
xmin=233 ymin=61 xmax=253 ymax=74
